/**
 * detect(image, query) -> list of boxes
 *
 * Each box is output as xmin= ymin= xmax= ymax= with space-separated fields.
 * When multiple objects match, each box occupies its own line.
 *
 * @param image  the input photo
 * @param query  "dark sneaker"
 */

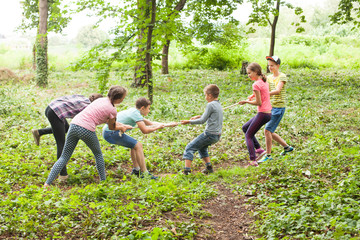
xmin=183 ymin=169 xmax=191 ymax=175
xmin=202 ymin=165 xmax=214 ymax=174
xmin=140 ymin=172 xmax=158 ymax=180
xmin=280 ymin=146 xmax=294 ymax=156
xmin=131 ymin=169 xmax=140 ymax=177
xmin=32 ymin=129 xmax=40 ymax=146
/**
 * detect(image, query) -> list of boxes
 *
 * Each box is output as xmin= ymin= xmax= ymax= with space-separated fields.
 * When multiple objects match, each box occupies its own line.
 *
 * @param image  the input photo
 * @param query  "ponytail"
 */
xmin=88 ymin=93 xmax=103 ymax=102
xmin=261 ymin=74 xmax=267 ymax=82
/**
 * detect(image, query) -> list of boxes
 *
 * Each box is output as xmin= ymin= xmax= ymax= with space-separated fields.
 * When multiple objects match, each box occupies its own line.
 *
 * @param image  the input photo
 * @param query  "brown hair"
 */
xmin=107 ymin=86 xmax=127 ymax=105
xmin=88 ymin=93 xmax=103 ymax=102
xmin=204 ymin=84 xmax=220 ymax=98
xmin=135 ymin=97 xmax=151 ymax=109
xmin=247 ymin=62 xmax=267 ymax=82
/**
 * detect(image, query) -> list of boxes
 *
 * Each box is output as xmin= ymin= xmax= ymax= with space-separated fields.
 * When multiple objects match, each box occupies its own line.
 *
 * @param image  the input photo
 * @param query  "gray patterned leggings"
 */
xmin=45 ymin=124 xmax=106 ymax=185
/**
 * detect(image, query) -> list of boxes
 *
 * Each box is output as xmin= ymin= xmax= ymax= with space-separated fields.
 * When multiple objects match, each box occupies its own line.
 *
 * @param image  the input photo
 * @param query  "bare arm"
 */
xmin=238 ymin=90 xmax=262 ymax=106
xmin=143 ymin=119 xmax=156 ymax=126
xmin=270 ymin=81 xmax=285 ymax=96
xmin=108 ymin=118 xmax=133 ymax=132
xmin=137 ymin=120 xmax=164 ymax=134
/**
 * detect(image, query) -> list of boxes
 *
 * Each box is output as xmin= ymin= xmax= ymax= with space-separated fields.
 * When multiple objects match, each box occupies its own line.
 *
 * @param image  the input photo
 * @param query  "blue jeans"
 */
xmin=265 ymin=108 xmax=285 ymax=133
xmin=183 ymin=132 xmax=220 ymax=160
xmin=102 ymin=130 xmax=138 ymax=149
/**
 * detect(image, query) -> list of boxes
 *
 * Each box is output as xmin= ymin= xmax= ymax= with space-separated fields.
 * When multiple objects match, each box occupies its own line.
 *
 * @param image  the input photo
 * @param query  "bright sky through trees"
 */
xmin=0 ymin=0 xmax=329 ymax=38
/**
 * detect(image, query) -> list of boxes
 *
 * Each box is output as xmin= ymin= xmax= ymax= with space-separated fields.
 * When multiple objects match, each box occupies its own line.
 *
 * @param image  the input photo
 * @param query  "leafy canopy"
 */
xmin=246 ymin=0 xmax=306 ymax=33
xmin=330 ymin=0 xmax=360 ymax=28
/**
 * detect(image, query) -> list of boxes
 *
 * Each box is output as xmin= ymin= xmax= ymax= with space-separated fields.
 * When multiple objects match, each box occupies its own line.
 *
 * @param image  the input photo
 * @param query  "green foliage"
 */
xmin=247 ymin=0 xmax=306 ymax=33
xmin=182 ymin=44 xmax=247 ymax=70
xmin=35 ymin=35 xmax=48 ymax=87
xmin=330 ymin=0 xmax=360 ymax=28
xmin=1 ymin=68 xmax=360 ymax=239
xmin=18 ymin=0 xmax=71 ymax=33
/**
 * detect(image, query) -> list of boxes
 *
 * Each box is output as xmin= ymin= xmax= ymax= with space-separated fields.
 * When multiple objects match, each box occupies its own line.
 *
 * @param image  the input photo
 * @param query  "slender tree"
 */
xmin=145 ymin=0 xmax=156 ymax=102
xmin=35 ymin=0 xmax=48 ymax=87
xmin=247 ymin=0 xmax=306 ymax=58
xmin=19 ymin=0 xmax=71 ymax=70
xmin=160 ymin=0 xmax=187 ymax=75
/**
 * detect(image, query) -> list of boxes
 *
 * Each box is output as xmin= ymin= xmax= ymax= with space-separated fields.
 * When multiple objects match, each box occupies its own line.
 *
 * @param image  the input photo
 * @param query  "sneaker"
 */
xmin=257 ymin=155 xmax=272 ymax=163
xmin=248 ymin=160 xmax=259 ymax=167
xmin=256 ymin=150 xmax=266 ymax=161
xmin=280 ymin=146 xmax=294 ymax=156
xmin=32 ymin=129 xmax=40 ymax=146
xmin=58 ymin=175 xmax=68 ymax=181
xmin=131 ymin=169 xmax=140 ymax=177
xmin=140 ymin=172 xmax=158 ymax=180
xmin=255 ymin=148 xmax=265 ymax=157
xmin=202 ymin=165 xmax=214 ymax=174
xmin=183 ymin=169 xmax=191 ymax=175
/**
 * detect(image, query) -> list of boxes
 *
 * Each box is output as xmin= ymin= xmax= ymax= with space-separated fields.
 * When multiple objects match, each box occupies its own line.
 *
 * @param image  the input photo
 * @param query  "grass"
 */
xmin=0 ymin=67 xmax=359 ymax=239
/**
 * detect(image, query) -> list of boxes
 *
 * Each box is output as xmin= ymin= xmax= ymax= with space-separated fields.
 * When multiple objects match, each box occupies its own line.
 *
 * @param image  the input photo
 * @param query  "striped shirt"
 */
xmin=268 ymin=72 xmax=287 ymax=108
xmin=49 ymin=95 xmax=90 ymax=121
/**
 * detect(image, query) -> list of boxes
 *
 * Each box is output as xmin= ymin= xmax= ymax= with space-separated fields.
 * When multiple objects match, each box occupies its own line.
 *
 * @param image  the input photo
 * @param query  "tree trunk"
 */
xmin=32 ymin=43 xmax=36 ymax=70
xmin=160 ymin=0 xmax=187 ymax=75
xmin=133 ymin=30 xmax=146 ymax=87
xmin=161 ymin=40 xmax=170 ymax=74
xmin=133 ymin=0 xmax=147 ymax=87
xmin=146 ymin=0 xmax=156 ymax=103
xmin=36 ymin=0 xmax=48 ymax=87
xmin=240 ymin=61 xmax=249 ymax=75
xmin=268 ymin=0 xmax=280 ymax=72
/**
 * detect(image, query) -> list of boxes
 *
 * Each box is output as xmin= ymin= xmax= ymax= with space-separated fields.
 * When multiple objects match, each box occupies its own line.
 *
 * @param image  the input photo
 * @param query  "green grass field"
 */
xmin=0 ymin=66 xmax=359 ymax=239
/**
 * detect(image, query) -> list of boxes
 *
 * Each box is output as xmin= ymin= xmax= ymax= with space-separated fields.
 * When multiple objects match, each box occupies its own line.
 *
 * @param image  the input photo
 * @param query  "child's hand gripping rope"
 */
xmin=118 ymin=122 xmax=180 ymax=136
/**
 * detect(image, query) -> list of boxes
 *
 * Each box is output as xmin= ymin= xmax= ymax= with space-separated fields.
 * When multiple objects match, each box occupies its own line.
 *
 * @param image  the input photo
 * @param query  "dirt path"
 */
xmin=195 ymin=183 xmax=256 ymax=240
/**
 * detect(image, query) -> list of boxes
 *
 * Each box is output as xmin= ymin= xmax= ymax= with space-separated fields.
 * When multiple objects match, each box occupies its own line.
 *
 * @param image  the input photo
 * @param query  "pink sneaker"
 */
xmin=249 ymin=160 xmax=259 ymax=167
xmin=255 ymin=148 xmax=266 ymax=160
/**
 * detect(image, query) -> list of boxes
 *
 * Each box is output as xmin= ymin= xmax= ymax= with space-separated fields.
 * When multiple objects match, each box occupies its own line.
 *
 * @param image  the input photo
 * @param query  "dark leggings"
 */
xmin=242 ymin=112 xmax=271 ymax=161
xmin=38 ymin=106 xmax=69 ymax=176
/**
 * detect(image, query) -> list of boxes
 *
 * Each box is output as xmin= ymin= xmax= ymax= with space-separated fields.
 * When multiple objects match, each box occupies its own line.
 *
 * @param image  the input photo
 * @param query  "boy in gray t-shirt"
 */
xmin=181 ymin=84 xmax=223 ymax=175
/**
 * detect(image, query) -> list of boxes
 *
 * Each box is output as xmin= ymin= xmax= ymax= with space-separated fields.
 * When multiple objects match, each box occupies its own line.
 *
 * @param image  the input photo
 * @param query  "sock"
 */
xmin=184 ymin=167 xmax=191 ymax=172
xmin=205 ymin=162 xmax=212 ymax=167
xmin=267 ymin=154 xmax=271 ymax=157
xmin=134 ymin=167 xmax=140 ymax=171
xmin=284 ymin=146 xmax=290 ymax=150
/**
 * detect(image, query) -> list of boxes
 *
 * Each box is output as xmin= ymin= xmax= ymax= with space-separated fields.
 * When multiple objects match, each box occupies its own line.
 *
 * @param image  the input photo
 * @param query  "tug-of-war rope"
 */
xmin=118 ymin=102 xmax=241 ymax=136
